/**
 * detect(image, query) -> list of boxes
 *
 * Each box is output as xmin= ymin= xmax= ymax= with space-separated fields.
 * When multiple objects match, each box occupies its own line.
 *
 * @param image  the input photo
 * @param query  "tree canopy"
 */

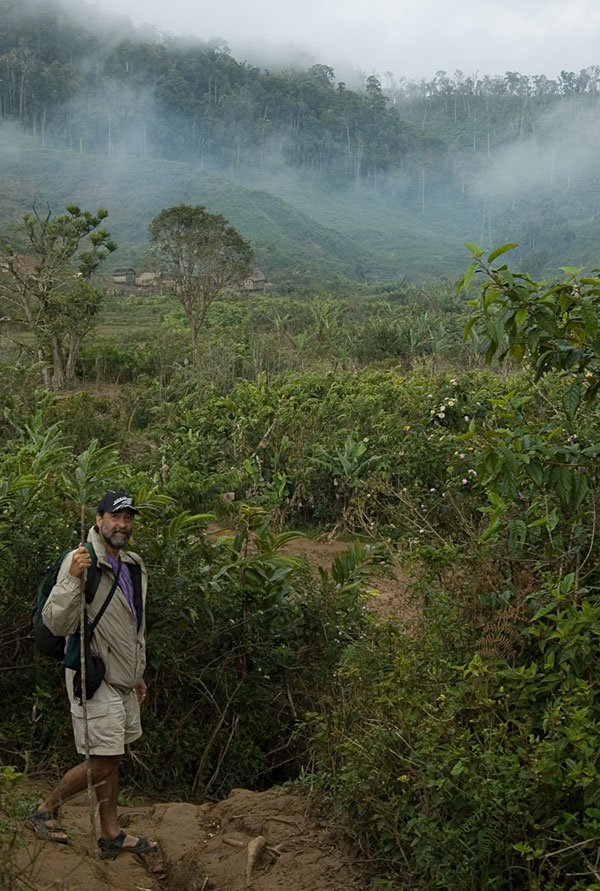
xmin=149 ymin=204 xmax=254 ymax=362
xmin=0 ymin=204 xmax=116 ymax=388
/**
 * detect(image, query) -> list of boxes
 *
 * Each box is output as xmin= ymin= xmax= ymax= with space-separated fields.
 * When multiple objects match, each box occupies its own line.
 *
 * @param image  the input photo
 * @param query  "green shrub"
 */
xmin=0 ymin=767 xmax=28 ymax=891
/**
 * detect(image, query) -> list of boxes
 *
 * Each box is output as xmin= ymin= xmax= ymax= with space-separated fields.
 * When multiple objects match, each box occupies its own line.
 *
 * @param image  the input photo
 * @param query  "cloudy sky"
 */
xmin=93 ymin=0 xmax=600 ymax=82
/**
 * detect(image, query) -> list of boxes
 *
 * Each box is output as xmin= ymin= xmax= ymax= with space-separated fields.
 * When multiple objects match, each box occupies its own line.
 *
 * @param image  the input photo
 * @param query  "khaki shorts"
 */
xmin=66 ymin=672 xmax=142 ymax=756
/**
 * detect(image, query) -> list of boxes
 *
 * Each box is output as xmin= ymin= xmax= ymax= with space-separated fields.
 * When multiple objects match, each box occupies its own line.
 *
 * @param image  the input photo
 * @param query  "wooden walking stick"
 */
xmin=79 ymin=503 xmax=96 ymax=850
xmin=63 ymin=440 xmax=125 ymax=850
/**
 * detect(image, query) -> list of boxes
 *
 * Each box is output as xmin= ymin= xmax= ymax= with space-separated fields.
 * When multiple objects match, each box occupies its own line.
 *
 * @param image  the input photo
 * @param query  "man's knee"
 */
xmin=89 ymin=754 xmax=121 ymax=780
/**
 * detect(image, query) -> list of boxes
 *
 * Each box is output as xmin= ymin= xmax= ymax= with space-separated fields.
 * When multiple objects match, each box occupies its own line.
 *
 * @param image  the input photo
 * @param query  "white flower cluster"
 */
xmin=452 ymin=450 xmax=477 ymax=485
xmin=431 ymin=397 xmax=457 ymax=420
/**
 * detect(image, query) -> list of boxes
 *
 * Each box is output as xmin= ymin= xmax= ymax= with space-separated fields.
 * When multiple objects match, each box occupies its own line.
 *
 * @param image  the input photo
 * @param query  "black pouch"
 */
xmin=64 ymin=623 xmax=105 ymax=701
xmin=63 ymin=561 xmax=120 ymax=703
xmin=73 ymin=659 xmax=105 ymax=701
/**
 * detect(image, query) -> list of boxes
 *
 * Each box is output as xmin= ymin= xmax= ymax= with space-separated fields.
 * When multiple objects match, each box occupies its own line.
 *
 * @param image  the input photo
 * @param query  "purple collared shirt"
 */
xmin=105 ymin=554 xmax=137 ymax=625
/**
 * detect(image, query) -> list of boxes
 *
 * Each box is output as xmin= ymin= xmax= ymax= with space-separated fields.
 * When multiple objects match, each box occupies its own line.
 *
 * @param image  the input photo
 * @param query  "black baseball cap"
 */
xmin=96 ymin=490 xmax=139 ymax=515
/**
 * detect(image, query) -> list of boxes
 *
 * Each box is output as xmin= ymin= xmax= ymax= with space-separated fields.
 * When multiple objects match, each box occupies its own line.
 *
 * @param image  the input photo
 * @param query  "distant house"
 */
xmin=242 ymin=268 xmax=266 ymax=293
xmin=136 ymin=271 xmax=159 ymax=287
xmin=112 ymin=268 xmax=136 ymax=285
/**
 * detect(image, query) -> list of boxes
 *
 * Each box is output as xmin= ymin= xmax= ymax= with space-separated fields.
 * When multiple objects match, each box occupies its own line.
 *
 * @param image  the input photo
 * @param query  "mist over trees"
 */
xmin=0 ymin=0 xmax=427 ymax=186
xmin=2 ymin=0 xmax=600 ymax=277
xmin=1 ymin=1 xmax=599 ymax=185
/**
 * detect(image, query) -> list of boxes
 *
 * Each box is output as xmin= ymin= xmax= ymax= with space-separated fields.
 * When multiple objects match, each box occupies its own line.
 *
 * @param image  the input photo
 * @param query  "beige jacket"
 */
xmin=42 ymin=526 xmax=147 ymax=690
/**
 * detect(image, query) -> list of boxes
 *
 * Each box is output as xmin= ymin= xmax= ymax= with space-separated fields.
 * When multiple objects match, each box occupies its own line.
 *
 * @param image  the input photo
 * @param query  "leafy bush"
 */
xmin=304 ymin=250 xmax=600 ymax=889
xmin=4 ymin=248 xmax=600 ymax=888
xmin=0 ymin=407 xmax=383 ymax=796
xmin=147 ymin=367 xmax=497 ymax=537
xmin=0 ymin=767 xmax=28 ymax=891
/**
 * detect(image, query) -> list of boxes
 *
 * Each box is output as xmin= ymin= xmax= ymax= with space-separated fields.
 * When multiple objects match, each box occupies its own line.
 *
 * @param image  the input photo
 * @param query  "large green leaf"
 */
xmin=550 ymin=465 xmax=573 ymax=505
xmin=570 ymin=475 xmax=589 ymax=510
xmin=559 ymin=266 xmax=581 ymax=277
xmin=514 ymin=308 xmax=528 ymax=328
xmin=487 ymin=243 xmax=518 ymax=263
xmin=562 ymin=382 xmax=582 ymax=421
xmin=460 ymin=261 xmax=478 ymax=290
xmin=464 ymin=241 xmax=483 ymax=258
xmin=525 ymin=462 xmax=544 ymax=487
xmin=580 ymin=303 xmax=599 ymax=338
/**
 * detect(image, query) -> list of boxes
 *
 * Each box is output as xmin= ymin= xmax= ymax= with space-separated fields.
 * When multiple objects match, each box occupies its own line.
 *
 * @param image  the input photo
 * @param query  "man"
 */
xmin=26 ymin=491 xmax=158 ymax=859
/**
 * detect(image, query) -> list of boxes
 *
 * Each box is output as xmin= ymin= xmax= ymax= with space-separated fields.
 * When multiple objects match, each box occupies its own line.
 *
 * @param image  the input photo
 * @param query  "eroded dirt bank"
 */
xmin=17 ymin=787 xmax=364 ymax=891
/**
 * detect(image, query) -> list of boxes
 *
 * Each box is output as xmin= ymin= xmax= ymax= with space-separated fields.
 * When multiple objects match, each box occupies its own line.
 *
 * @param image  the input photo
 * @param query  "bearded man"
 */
xmin=26 ymin=491 xmax=158 ymax=859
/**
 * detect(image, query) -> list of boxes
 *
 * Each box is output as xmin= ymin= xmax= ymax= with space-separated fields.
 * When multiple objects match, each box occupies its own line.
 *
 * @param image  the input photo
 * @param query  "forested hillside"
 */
xmin=2 ymin=0 xmax=600 ymax=281
xmin=0 ymin=137 xmax=466 ymax=283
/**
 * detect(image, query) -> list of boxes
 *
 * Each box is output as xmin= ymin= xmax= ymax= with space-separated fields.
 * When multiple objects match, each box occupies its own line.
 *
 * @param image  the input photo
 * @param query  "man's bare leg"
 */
xmin=91 ymin=755 xmax=158 ymax=849
xmin=92 ymin=755 xmax=121 ymax=839
xmin=32 ymin=755 xmax=120 ymax=842
xmin=36 ymin=755 xmax=156 ymax=849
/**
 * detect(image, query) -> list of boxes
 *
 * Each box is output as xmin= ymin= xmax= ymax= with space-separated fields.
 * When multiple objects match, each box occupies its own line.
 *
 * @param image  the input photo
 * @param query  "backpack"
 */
xmin=32 ymin=542 xmax=102 ymax=660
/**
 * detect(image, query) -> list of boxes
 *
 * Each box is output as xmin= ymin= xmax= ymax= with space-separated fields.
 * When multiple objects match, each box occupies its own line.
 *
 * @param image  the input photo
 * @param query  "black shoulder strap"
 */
xmin=127 ymin=558 xmax=143 ymax=630
xmin=88 ymin=561 xmax=121 ymax=635
xmin=83 ymin=542 xmax=101 ymax=604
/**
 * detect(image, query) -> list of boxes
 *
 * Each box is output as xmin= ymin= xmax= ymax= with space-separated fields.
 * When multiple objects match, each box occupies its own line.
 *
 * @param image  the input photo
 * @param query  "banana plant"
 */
xmin=310 ymin=297 xmax=345 ymax=339
xmin=314 ymin=432 xmax=382 ymax=510
xmin=318 ymin=540 xmax=387 ymax=598
xmin=0 ymin=419 xmax=70 ymax=522
xmin=214 ymin=506 xmax=303 ymax=611
xmin=60 ymin=439 xmax=125 ymax=514
xmin=212 ymin=507 xmax=304 ymax=679
xmin=143 ymin=508 xmax=213 ymax=564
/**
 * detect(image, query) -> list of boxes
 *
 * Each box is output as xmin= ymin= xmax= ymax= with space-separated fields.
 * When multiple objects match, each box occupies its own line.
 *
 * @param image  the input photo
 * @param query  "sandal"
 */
xmin=25 ymin=808 xmax=69 ymax=845
xmin=98 ymin=829 xmax=157 ymax=860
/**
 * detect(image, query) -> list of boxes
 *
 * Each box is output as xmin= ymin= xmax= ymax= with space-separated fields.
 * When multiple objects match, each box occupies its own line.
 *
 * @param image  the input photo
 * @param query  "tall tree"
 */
xmin=149 ymin=204 xmax=254 ymax=363
xmin=0 ymin=204 xmax=116 ymax=388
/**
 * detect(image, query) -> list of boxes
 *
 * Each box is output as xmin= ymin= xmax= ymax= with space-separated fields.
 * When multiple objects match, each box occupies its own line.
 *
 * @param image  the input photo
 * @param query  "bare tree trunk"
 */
xmin=191 ymin=324 xmax=200 ymax=365
xmin=19 ymin=57 xmax=29 ymax=120
xmin=65 ymin=335 xmax=80 ymax=383
xmin=51 ymin=336 xmax=66 ymax=389
xmin=38 ymin=349 xmax=52 ymax=389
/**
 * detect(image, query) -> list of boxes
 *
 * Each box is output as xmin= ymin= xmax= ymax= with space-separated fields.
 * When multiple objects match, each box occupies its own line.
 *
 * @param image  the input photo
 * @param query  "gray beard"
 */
xmin=102 ymin=529 xmax=130 ymax=550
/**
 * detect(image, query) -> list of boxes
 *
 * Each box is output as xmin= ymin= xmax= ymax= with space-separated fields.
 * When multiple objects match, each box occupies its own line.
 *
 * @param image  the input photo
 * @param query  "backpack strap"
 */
xmin=64 ymin=561 xmax=122 ymax=670
xmin=127 ymin=557 xmax=143 ymax=630
xmin=88 ymin=560 xmax=121 ymax=635
xmin=83 ymin=542 xmax=101 ymax=604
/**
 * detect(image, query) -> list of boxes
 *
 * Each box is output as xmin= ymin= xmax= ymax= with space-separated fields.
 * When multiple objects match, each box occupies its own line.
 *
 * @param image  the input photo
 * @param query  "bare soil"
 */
xmin=17 ymin=787 xmax=364 ymax=891
xmin=280 ymin=533 xmax=417 ymax=625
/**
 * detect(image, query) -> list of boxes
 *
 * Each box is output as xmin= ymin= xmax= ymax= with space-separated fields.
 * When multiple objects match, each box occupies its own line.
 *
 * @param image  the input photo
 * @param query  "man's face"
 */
xmin=96 ymin=509 xmax=135 ymax=551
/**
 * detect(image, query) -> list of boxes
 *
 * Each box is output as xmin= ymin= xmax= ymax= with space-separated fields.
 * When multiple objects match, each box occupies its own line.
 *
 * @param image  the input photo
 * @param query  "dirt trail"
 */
xmin=280 ymin=533 xmax=417 ymax=625
xmin=17 ymin=787 xmax=363 ymax=891
xmin=211 ymin=523 xmax=416 ymax=624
